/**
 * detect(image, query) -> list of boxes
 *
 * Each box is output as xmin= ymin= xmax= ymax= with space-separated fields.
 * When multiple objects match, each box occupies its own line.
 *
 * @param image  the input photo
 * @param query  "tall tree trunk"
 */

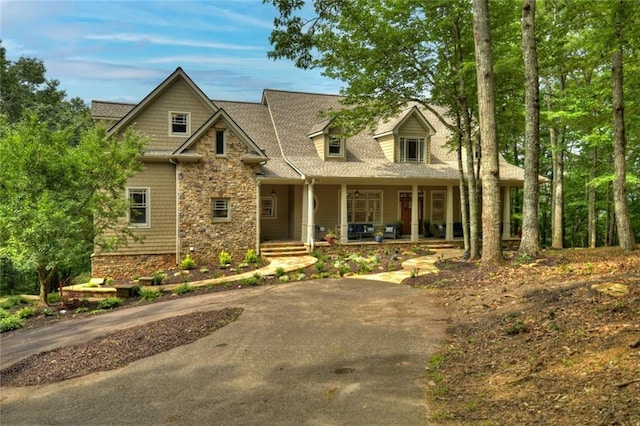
xmin=456 ymin=125 xmax=470 ymax=254
xmin=37 ymin=265 xmax=56 ymax=306
xmin=611 ymin=3 xmax=636 ymax=250
xmin=473 ymin=0 xmax=502 ymax=265
xmin=588 ymin=147 xmax=597 ymax=248
xmin=452 ymin=14 xmax=480 ymax=260
xmin=518 ymin=0 xmax=541 ymax=258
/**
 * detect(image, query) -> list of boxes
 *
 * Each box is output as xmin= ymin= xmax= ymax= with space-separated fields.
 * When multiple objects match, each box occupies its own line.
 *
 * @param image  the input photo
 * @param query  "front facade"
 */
xmin=91 ymin=68 xmax=525 ymax=279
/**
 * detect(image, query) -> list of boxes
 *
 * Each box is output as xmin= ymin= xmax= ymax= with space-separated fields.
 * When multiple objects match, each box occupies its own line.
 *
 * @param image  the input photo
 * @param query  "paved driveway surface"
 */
xmin=0 ymin=278 xmax=448 ymax=425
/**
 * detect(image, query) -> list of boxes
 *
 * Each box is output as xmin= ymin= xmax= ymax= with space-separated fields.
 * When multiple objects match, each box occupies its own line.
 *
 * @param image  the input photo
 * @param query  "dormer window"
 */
xmin=327 ymin=135 xmax=344 ymax=157
xmin=170 ymin=112 xmax=190 ymax=136
xmin=399 ymin=137 xmax=425 ymax=162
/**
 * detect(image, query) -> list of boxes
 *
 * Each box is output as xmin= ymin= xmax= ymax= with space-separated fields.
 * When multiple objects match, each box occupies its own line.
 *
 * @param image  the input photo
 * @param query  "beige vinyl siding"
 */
xmin=378 ymin=134 xmax=395 ymax=162
xmin=398 ymin=116 xmax=431 ymax=164
xmin=313 ymin=185 xmax=341 ymax=231
xmin=260 ymin=186 xmax=291 ymax=241
xmin=292 ymin=185 xmax=303 ymax=241
xmin=124 ymin=79 xmax=212 ymax=151
xmin=311 ymin=134 xmax=325 ymax=159
xmin=99 ymin=163 xmax=176 ymax=255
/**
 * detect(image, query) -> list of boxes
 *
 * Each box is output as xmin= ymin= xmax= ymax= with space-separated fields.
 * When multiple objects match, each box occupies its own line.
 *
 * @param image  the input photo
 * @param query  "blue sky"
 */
xmin=0 ymin=0 xmax=342 ymax=104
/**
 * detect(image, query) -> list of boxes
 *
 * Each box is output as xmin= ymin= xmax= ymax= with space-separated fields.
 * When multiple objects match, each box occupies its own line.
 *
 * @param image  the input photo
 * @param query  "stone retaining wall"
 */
xmin=91 ymin=253 xmax=176 ymax=280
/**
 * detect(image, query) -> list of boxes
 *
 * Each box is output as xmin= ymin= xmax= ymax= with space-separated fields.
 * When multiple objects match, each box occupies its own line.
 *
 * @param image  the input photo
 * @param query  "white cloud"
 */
xmin=85 ymin=33 xmax=261 ymax=51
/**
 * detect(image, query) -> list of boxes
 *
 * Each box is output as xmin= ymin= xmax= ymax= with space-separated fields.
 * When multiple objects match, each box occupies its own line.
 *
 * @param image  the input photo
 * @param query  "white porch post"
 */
xmin=307 ymin=180 xmax=315 ymax=249
xmin=301 ymin=183 xmax=308 ymax=244
xmin=256 ymin=181 xmax=261 ymax=254
xmin=446 ymin=185 xmax=454 ymax=240
xmin=502 ymin=186 xmax=512 ymax=239
xmin=411 ymin=184 xmax=419 ymax=241
xmin=340 ymin=184 xmax=348 ymax=243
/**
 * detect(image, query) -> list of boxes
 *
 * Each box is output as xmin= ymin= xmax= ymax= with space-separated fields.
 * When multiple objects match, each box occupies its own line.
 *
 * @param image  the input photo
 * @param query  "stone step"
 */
xmin=260 ymin=242 xmax=309 ymax=257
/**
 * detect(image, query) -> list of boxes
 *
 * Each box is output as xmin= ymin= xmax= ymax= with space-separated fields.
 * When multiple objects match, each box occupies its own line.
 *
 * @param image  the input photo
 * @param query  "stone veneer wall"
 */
xmin=178 ymin=122 xmax=259 ymax=266
xmin=91 ymin=253 xmax=176 ymax=280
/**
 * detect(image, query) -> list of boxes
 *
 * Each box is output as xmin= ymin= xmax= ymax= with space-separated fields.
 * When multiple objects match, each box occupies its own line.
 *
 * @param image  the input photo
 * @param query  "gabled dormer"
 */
xmin=308 ymin=121 xmax=347 ymax=162
xmin=373 ymin=106 xmax=436 ymax=165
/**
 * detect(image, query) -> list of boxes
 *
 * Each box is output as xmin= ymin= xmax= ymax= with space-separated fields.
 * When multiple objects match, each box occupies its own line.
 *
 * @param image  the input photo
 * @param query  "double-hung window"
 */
xmin=212 ymin=198 xmax=230 ymax=221
xmin=128 ymin=188 xmax=149 ymax=227
xmin=399 ymin=137 xmax=425 ymax=162
xmin=170 ymin=112 xmax=190 ymax=136
xmin=327 ymin=136 xmax=344 ymax=157
xmin=260 ymin=197 xmax=276 ymax=218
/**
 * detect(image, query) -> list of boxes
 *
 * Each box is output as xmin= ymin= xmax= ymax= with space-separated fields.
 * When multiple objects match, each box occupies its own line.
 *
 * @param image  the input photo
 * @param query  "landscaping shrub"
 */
xmin=172 ymin=284 xmax=195 ymax=295
xmin=180 ymin=254 xmax=197 ymax=270
xmin=47 ymin=292 xmax=61 ymax=304
xmin=139 ymin=288 xmax=162 ymax=302
xmin=96 ymin=297 xmax=124 ymax=310
xmin=16 ymin=306 xmax=36 ymax=319
xmin=0 ymin=315 xmax=24 ymax=333
xmin=244 ymin=249 xmax=259 ymax=264
xmin=152 ymin=271 xmax=167 ymax=285
xmin=0 ymin=296 xmax=28 ymax=310
xmin=275 ymin=266 xmax=286 ymax=277
xmin=219 ymin=250 xmax=232 ymax=267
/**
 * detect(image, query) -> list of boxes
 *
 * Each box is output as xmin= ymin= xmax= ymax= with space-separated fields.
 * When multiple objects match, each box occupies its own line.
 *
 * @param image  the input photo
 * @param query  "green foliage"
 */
xmin=278 ymin=275 xmax=290 ymax=283
xmin=172 ymin=284 xmax=195 ymax=295
xmin=0 ymin=315 xmax=24 ymax=332
xmin=275 ymin=266 xmax=286 ymax=277
xmin=16 ymin=306 xmax=36 ymax=319
xmin=152 ymin=271 xmax=167 ymax=285
xmin=96 ymin=297 xmax=123 ymax=310
xmin=139 ymin=288 xmax=162 ymax=302
xmin=0 ymin=295 xmax=28 ymax=310
xmin=0 ymin=112 xmax=147 ymax=305
xmin=241 ymin=273 xmax=264 ymax=286
xmin=199 ymin=268 xmax=210 ymax=274
xmin=243 ymin=249 xmax=259 ymax=264
xmin=180 ymin=254 xmax=197 ymax=270
xmin=219 ymin=250 xmax=232 ymax=267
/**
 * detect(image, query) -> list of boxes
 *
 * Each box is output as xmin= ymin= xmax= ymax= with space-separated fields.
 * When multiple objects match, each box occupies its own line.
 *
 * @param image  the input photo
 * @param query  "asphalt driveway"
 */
xmin=0 ymin=278 xmax=449 ymax=425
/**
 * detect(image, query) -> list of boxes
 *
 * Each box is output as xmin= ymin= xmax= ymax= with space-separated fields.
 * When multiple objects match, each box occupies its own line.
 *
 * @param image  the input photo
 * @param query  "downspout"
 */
xmin=307 ymin=178 xmax=316 ymax=251
xmin=256 ymin=180 xmax=261 ymax=255
xmin=169 ymin=159 xmax=179 ymax=266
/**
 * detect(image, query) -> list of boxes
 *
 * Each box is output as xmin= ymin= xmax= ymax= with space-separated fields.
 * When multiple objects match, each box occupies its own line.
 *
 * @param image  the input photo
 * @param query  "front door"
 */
xmin=399 ymin=192 xmax=424 ymax=235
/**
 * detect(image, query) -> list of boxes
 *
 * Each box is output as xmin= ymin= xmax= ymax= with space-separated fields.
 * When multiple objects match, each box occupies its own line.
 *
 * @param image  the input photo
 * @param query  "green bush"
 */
xmin=180 ymin=254 xmax=197 ymax=270
xmin=97 ymin=297 xmax=124 ymax=310
xmin=152 ymin=271 xmax=168 ymax=285
xmin=0 ymin=309 xmax=11 ymax=319
xmin=244 ymin=249 xmax=259 ymax=264
xmin=278 ymin=275 xmax=290 ymax=283
xmin=47 ymin=292 xmax=61 ymax=304
xmin=139 ymin=288 xmax=162 ymax=301
xmin=275 ymin=266 xmax=286 ymax=277
xmin=0 ymin=296 xmax=28 ymax=310
xmin=0 ymin=315 xmax=24 ymax=332
xmin=16 ymin=306 xmax=36 ymax=319
xmin=172 ymin=284 xmax=195 ymax=295
xmin=219 ymin=250 xmax=232 ymax=267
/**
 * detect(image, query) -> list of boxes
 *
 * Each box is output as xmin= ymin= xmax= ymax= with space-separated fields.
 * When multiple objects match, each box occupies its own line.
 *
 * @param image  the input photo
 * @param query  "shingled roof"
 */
xmin=91 ymin=78 xmax=527 ymax=183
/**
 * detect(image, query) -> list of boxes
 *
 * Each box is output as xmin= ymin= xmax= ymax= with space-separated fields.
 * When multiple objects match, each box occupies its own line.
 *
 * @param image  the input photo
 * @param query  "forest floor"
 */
xmin=405 ymin=247 xmax=640 ymax=425
xmin=2 ymin=247 xmax=638 ymax=425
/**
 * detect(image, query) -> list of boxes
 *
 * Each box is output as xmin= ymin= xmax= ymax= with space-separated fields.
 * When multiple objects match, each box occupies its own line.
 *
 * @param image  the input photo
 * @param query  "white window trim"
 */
xmin=399 ymin=136 xmax=425 ymax=163
xmin=169 ymin=111 xmax=190 ymax=137
xmin=260 ymin=196 xmax=277 ymax=219
xmin=326 ymin=135 xmax=345 ymax=158
xmin=215 ymin=129 xmax=227 ymax=157
xmin=346 ymin=190 xmax=383 ymax=225
xmin=127 ymin=187 xmax=150 ymax=228
xmin=431 ymin=190 xmax=446 ymax=224
xmin=212 ymin=198 xmax=231 ymax=222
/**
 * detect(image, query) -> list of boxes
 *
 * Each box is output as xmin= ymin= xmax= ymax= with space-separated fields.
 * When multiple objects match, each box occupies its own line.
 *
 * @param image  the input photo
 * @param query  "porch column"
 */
xmin=502 ymin=186 xmax=512 ymax=239
xmin=411 ymin=184 xmax=419 ymax=241
xmin=256 ymin=181 xmax=261 ymax=254
xmin=307 ymin=180 xmax=315 ymax=249
xmin=446 ymin=185 xmax=454 ymax=240
xmin=340 ymin=184 xmax=348 ymax=243
xmin=301 ymin=183 xmax=308 ymax=243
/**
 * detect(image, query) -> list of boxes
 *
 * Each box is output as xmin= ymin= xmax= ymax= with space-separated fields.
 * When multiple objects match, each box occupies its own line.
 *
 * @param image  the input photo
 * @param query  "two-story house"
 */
xmin=91 ymin=67 xmax=525 ymax=279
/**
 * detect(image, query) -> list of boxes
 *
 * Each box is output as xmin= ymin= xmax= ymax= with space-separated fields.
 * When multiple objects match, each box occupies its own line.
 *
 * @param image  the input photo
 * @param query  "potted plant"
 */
xmin=374 ymin=231 xmax=384 ymax=243
xmin=325 ymin=231 xmax=337 ymax=244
